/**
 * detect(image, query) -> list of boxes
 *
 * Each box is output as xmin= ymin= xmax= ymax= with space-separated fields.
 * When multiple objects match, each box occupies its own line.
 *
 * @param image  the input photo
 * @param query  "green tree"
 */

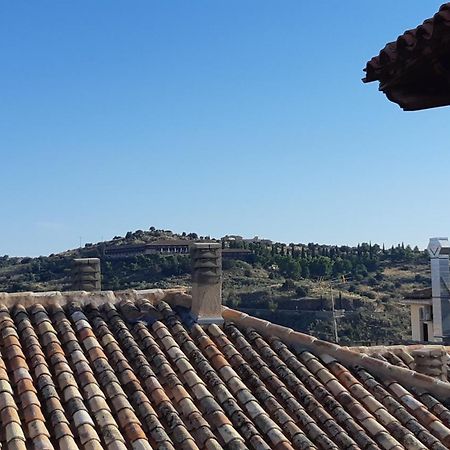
xmin=309 ymin=256 xmax=332 ymax=278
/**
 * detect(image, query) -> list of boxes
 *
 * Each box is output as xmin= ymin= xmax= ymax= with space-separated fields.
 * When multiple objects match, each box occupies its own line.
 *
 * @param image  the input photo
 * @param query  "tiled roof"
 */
xmin=363 ymin=3 xmax=450 ymax=82
xmin=404 ymin=288 xmax=432 ymax=301
xmin=350 ymin=344 xmax=450 ymax=383
xmin=363 ymin=3 xmax=450 ymax=110
xmin=0 ymin=290 xmax=450 ymax=449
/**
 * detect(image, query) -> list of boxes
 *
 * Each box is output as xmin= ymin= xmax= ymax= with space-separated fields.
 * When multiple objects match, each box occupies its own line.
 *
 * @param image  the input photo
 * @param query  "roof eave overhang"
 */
xmin=401 ymin=298 xmax=433 ymax=305
xmin=364 ymin=67 xmax=450 ymax=110
xmin=383 ymin=87 xmax=450 ymax=111
xmin=362 ymin=3 xmax=450 ymax=110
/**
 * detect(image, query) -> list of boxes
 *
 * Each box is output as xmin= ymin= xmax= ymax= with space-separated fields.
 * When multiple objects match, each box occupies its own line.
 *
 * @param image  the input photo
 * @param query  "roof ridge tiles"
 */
xmin=0 ymin=287 xmax=189 ymax=309
xmin=222 ymin=307 xmax=450 ymax=402
xmin=348 ymin=344 xmax=449 ymax=354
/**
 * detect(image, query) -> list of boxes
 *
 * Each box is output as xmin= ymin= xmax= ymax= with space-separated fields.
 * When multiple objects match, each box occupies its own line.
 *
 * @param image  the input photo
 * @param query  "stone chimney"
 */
xmin=411 ymin=347 xmax=449 ymax=381
xmin=191 ymin=242 xmax=223 ymax=324
xmin=428 ymin=238 xmax=450 ymax=341
xmin=72 ymin=258 xmax=101 ymax=292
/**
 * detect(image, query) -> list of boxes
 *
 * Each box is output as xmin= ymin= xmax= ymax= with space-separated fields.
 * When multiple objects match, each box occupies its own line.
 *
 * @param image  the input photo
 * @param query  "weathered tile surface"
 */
xmin=0 ymin=299 xmax=449 ymax=449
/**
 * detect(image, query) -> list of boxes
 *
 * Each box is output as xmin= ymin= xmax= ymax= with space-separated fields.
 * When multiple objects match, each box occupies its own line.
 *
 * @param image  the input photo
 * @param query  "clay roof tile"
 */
xmin=0 ymin=293 xmax=448 ymax=448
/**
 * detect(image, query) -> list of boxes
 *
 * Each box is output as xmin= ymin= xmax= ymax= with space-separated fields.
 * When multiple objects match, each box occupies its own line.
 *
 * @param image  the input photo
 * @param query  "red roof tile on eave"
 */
xmin=363 ymin=3 xmax=450 ymax=83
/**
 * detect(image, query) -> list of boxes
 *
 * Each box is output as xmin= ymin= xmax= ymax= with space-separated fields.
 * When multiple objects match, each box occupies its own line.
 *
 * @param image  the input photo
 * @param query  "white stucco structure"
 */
xmin=405 ymin=238 xmax=450 ymax=342
xmin=428 ymin=237 xmax=450 ymax=341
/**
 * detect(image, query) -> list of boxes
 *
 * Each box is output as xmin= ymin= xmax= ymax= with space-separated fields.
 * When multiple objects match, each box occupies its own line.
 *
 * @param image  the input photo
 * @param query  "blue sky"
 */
xmin=1 ymin=1 xmax=448 ymax=256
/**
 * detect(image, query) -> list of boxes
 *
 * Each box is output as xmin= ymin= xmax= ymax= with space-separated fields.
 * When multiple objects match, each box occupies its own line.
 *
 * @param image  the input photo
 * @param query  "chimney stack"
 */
xmin=191 ymin=242 xmax=223 ymax=324
xmin=427 ymin=238 xmax=450 ymax=341
xmin=72 ymin=258 xmax=101 ymax=292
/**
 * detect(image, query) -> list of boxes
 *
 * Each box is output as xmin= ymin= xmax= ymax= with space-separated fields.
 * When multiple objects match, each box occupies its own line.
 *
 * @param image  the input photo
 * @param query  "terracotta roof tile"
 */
xmin=364 ymin=3 xmax=450 ymax=83
xmin=362 ymin=3 xmax=450 ymax=110
xmin=1 ymin=292 xmax=450 ymax=449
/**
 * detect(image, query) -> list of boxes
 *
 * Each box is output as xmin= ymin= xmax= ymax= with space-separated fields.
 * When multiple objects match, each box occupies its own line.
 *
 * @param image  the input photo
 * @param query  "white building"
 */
xmin=404 ymin=237 xmax=450 ymax=342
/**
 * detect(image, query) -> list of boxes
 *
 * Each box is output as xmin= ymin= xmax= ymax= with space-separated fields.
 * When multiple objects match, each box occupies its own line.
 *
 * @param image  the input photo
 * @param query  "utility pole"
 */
xmin=317 ymin=278 xmax=340 ymax=343
xmin=331 ymin=287 xmax=339 ymax=344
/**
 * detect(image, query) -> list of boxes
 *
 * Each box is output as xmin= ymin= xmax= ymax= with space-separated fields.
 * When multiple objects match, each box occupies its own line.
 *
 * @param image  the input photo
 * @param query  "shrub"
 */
xmin=281 ymin=279 xmax=296 ymax=291
xmin=295 ymin=285 xmax=309 ymax=297
xmin=222 ymin=259 xmax=237 ymax=270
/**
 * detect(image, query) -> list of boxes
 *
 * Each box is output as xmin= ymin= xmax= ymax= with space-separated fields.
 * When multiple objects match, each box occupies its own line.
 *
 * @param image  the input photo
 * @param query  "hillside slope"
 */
xmin=0 ymin=228 xmax=430 ymax=345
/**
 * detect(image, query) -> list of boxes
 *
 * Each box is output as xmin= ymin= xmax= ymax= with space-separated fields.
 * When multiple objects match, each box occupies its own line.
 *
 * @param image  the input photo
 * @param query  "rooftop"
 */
xmin=350 ymin=343 xmax=450 ymax=383
xmin=404 ymin=288 xmax=432 ymax=301
xmin=0 ymin=289 xmax=449 ymax=449
xmin=363 ymin=3 xmax=450 ymax=110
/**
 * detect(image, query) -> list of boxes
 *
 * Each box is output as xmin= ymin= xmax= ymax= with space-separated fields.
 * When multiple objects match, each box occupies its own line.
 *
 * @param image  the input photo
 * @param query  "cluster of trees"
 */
xmin=0 ymin=252 xmax=192 ymax=293
xmin=102 ymin=254 xmax=190 ymax=290
xmin=108 ymin=227 xmax=207 ymax=245
xmin=0 ymin=255 xmax=72 ymax=292
xmin=0 ymin=234 xmax=428 ymax=294
xmin=246 ymin=242 xmax=425 ymax=280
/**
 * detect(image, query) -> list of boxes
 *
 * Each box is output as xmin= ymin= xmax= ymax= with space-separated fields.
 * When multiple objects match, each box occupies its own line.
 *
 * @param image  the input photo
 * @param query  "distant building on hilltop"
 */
xmin=103 ymin=239 xmax=253 ymax=261
xmin=221 ymin=248 xmax=254 ymax=262
xmin=104 ymin=239 xmax=193 ymax=259
xmin=147 ymin=240 xmax=191 ymax=254
xmin=221 ymin=235 xmax=243 ymax=242
xmin=243 ymin=236 xmax=273 ymax=245
xmin=221 ymin=235 xmax=272 ymax=248
xmin=103 ymin=243 xmax=148 ymax=259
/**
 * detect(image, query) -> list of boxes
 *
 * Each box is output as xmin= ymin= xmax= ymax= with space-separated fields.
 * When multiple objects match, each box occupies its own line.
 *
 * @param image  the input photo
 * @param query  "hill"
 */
xmin=0 ymin=228 xmax=430 ymax=345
